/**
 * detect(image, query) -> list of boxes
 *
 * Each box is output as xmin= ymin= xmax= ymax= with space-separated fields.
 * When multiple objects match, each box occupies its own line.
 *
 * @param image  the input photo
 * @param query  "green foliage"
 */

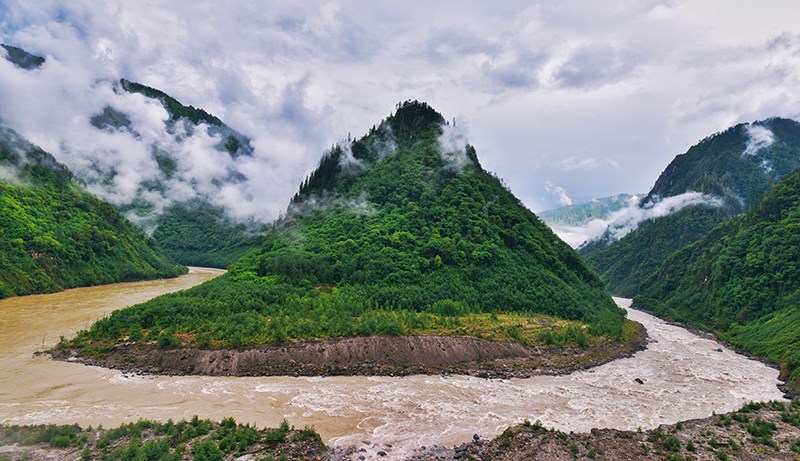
xmin=73 ymin=102 xmax=624 ymax=350
xmin=0 ymin=126 xmax=184 ymax=299
xmin=152 ymin=200 xmax=262 ymax=268
xmin=2 ymin=418 xmax=323 ymax=461
xmin=192 ymin=439 xmax=223 ymax=461
xmin=634 ymin=170 xmax=800 ymax=382
xmin=120 ymin=80 xmax=224 ymax=127
xmin=582 ymin=117 xmax=800 ymax=296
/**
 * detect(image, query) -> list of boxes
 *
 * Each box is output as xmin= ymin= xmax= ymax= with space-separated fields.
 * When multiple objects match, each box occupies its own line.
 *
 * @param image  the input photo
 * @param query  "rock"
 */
xmin=634 ymin=378 xmax=644 ymax=385
xmin=377 ymin=450 xmax=387 ymax=457
xmin=714 ymin=348 xmax=723 ymax=352
xmin=473 ymin=433 xmax=480 ymax=441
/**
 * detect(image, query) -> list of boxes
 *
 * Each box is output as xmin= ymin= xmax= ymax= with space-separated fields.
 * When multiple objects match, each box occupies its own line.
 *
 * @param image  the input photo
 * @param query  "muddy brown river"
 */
xmin=0 ymin=267 xmax=786 ymax=458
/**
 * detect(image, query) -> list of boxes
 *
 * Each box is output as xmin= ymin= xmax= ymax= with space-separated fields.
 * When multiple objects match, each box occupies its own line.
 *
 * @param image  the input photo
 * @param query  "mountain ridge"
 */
xmin=0 ymin=125 xmax=184 ymax=298
xmin=581 ymin=117 xmax=800 ymax=296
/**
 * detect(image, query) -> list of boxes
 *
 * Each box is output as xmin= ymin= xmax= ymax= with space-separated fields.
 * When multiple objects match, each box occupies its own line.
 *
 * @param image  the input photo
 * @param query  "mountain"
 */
xmin=89 ymin=78 xmax=262 ymax=268
xmin=539 ymin=193 xmax=643 ymax=248
xmin=1 ymin=44 xmax=263 ymax=268
xmin=580 ymin=117 xmax=800 ymax=296
xmin=0 ymin=126 xmax=184 ymax=299
xmin=633 ymin=169 xmax=800 ymax=391
xmin=539 ymin=194 xmax=641 ymax=228
xmin=1 ymin=44 xmax=45 ymax=70
xmin=72 ymin=101 xmax=627 ymax=354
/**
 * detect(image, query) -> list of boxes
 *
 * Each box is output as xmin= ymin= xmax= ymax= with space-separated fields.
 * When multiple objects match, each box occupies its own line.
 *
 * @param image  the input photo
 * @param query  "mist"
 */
xmin=0 ymin=48 xmax=284 ymax=230
xmin=743 ymin=124 xmax=775 ymax=156
xmin=550 ymin=192 xmax=724 ymax=248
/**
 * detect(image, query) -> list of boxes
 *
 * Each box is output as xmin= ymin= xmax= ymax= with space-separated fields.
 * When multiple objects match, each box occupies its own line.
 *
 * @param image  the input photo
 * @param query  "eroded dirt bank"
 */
xmin=51 ymin=324 xmax=647 ymax=379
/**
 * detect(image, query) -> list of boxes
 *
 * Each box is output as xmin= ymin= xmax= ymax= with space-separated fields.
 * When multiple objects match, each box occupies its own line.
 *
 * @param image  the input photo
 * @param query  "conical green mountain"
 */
xmin=581 ymin=117 xmax=800 ymax=296
xmin=79 ymin=101 xmax=625 ymax=349
xmin=634 ymin=168 xmax=800 ymax=390
xmin=0 ymin=126 xmax=184 ymax=298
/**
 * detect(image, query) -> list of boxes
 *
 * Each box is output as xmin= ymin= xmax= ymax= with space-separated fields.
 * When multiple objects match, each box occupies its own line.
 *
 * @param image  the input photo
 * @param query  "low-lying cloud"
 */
xmin=743 ymin=123 xmax=775 ymax=156
xmin=436 ymin=123 xmax=472 ymax=172
xmin=0 ymin=50 xmax=283 ymax=231
xmin=545 ymin=181 xmax=573 ymax=206
xmin=549 ymin=192 xmax=723 ymax=248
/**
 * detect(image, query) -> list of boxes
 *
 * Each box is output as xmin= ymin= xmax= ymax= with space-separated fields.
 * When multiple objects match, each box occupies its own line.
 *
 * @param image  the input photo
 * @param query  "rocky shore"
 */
xmin=50 ymin=322 xmax=646 ymax=379
xmin=6 ymin=400 xmax=799 ymax=460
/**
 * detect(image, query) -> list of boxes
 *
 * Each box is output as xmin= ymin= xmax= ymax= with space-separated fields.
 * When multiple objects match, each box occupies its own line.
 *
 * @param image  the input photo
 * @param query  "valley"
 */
xmin=0 ymin=277 xmax=786 ymax=459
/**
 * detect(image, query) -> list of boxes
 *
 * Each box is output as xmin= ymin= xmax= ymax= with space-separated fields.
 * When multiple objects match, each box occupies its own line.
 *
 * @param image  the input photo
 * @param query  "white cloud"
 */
xmin=550 ymin=192 xmax=723 ymax=248
xmin=436 ymin=123 xmax=471 ymax=172
xmin=545 ymin=181 xmax=573 ymax=206
xmin=1 ymin=0 xmax=799 ymax=217
xmin=743 ymin=123 xmax=775 ymax=156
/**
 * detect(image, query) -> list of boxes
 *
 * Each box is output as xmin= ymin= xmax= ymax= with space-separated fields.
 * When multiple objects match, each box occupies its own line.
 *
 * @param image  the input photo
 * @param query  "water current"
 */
xmin=0 ymin=267 xmax=786 ymax=458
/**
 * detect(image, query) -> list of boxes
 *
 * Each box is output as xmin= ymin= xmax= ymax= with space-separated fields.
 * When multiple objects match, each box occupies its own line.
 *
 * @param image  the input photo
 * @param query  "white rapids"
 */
xmin=0 ymin=272 xmax=786 ymax=459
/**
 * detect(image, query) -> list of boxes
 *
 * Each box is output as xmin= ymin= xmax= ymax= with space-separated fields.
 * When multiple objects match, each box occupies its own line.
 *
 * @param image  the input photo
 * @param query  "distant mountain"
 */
xmin=75 ymin=101 xmax=627 ymax=355
xmin=94 ymin=78 xmax=262 ymax=267
xmin=1 ymin=43 xmax=263 ymax=268
xmin=539 ymin=194 xmax=643 ymax=248
xmin=1 ymin=44 xmax=44 ymax=70
xmin=0 ymin=126 xmax=184 ymax=298
xmin=581 ymin=117 xmax=800 ymax=296
xmin=539 ymin=194 xmax=641 ymax=227
xmin=634 ymin=169 xmax=800 ymax=392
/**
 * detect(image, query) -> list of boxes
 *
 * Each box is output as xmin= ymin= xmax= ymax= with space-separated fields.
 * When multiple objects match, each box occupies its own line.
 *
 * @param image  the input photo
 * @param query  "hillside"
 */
xmin=63 ymin=101 xmax=637 ymax=374
xmin=634 ymin=169 xmax=800 ymax=391
xmin=94 ymin=79 xmax=262 ymax=267
xmin=1 ymin=43 xmax=262 ymax=268
xmin=581 ymin=117 xmax=800 ymax=296
xmin=0 ymin=126 xmax=184 ymax=299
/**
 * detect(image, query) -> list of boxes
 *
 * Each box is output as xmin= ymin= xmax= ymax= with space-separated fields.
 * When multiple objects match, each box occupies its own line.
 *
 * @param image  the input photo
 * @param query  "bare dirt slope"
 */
xmin=53 ymin=324 xmax=646 ymax=378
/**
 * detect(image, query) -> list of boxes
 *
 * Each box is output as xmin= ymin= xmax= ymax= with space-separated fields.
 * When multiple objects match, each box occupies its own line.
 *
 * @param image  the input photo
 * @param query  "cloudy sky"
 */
xmin=2 ymin=0 xmax=800 ymax=218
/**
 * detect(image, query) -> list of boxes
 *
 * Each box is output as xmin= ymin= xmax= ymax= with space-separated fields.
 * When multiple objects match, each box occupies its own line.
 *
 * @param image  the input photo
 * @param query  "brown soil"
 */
xmin=51 ymin=323 xmax=646 ymax=379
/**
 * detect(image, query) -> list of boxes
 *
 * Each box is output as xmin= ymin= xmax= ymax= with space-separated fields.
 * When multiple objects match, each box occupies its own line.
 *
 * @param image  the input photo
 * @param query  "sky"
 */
xmin=1 ymin=0 xmax=800 ymax=221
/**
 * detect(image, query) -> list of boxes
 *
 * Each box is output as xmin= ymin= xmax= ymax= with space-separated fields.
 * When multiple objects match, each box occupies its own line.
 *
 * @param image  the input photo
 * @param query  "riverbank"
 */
xmin=5 ymin=400 xmax=800 ymax=460
xmin=401 ymin=400 xmax=800 ymax=461
xmin=50 ymin=321 xmax=647 ymax=379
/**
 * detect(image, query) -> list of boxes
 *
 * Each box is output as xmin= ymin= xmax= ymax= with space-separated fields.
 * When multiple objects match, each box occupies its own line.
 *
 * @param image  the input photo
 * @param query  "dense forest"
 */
xmin=151 ymin=200 xmax=263 ymax=268
xmin=110 ymin=79 xmax=260 ymax=268
xmin=0 ymin=126 xmax=184 ymax=299
xmin=634 ymin=169 xmax=800 ymax=388
xmin=581 ymin=117 xmax=800 ymax=297
xmin=71 ymin=101 xmax=627 ymax=352
xmin=0 ymin=417 xmax=324 ymax=461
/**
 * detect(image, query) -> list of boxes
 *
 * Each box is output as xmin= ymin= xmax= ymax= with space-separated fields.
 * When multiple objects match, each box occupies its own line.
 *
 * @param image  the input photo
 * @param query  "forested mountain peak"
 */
xmin=645 ymin=117 xmax=800 ymax=212
xmin=78 ymin=102 xmax=628 ymax=353
xmin=580 ymin=116 xmax=800 ymax=297
xmin=292 ymin=100 xmax=476 ymax=204
xmin=634 ymin=168 xmax=800 ymax=391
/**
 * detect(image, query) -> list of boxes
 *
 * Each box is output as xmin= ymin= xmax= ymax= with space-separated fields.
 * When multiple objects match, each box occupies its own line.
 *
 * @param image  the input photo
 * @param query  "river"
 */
xmin=0 ymin=267 xmax=786 ymax=458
